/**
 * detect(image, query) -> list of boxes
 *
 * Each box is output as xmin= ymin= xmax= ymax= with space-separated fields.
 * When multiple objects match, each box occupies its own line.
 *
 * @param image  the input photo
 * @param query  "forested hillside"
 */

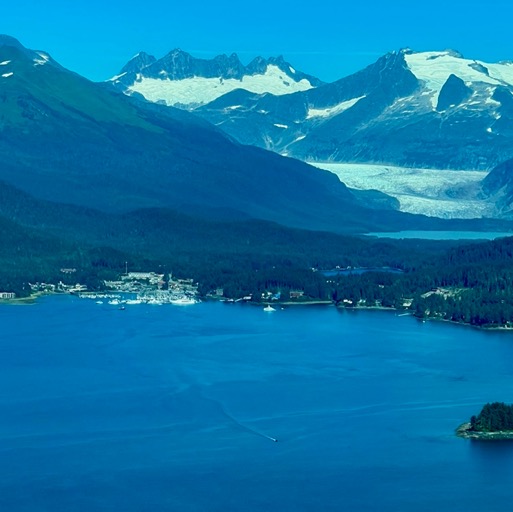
xmin=333 ymin=236 xmax=513 ymax=327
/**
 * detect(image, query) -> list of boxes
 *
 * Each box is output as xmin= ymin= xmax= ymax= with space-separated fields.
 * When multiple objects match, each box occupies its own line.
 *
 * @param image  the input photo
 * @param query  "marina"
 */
xmin=78 ymin=270 xmax=200 ymax=306
xmin=80 ymin=292 xmax=199 ymax=306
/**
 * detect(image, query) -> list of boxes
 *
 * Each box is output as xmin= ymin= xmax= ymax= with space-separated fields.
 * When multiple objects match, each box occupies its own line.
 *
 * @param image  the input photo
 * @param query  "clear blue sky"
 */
xmin=4 ymin=0 xmax=513 ymax=83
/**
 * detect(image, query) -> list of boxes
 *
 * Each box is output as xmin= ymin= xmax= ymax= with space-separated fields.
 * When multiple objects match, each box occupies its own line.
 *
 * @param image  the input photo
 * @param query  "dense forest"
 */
xmin=332 ymin=236 xmax=513 ymax=327
xmin=0 ymin=215 xmax=157 ymax=296
xmin=469 ymin=403 xmax=513 ymax=432
xmin=0 ymin=187 xmax=455 ymax=299
xmin=1 ymin=189 xmax=513 ymax=329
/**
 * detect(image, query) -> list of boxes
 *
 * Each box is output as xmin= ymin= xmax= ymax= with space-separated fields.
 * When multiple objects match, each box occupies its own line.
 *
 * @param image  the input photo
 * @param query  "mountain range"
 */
xmin=2 ymin=34 xmax=513 ymax=224
xmin=111 ymin=47 xmax=513 ymax=170
xmin=1 ymin=34 xmax=513 ymax=298
xmin=1 ymin=34 xmax=509 ymax=228
xmin=1 ymin=34 xmax=403 ymax=235
xmin=110 ymin=46 xmax=513 ymax=215
xmin=110 ymin=49 xmax=322 ymax=109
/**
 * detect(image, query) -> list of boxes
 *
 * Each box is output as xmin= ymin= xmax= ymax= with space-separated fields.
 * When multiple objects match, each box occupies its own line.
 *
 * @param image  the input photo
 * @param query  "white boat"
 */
xmin=108 ymin=299 xmax=121 ymax=305
xmin=170 ymin=296 xmax=197 ymax=306
xmin=263 ymin=305 xmax=276 ymax=312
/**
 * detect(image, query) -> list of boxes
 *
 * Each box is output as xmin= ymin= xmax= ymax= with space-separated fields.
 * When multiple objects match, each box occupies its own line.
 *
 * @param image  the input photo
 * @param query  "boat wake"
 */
xmin=203 ymin=393 xmax=278 ymax=442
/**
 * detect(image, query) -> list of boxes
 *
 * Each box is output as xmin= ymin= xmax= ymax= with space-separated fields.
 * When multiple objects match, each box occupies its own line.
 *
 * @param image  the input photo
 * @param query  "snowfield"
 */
xmin=404 ymin=51 xmax=513 ymax=109
xmin=126 ymin=65 xmax=314 ymax=108
xmin=311 ymin=162 xmax=494 ymax=219
xmin=306 ymin=96 xmax=366 ymax=119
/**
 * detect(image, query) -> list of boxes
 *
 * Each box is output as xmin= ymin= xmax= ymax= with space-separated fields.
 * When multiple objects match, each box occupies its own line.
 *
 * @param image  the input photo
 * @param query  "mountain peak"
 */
xmin=131 ymin=51 xmax=155 ymax=61
xmin=268 ymin=55 xmax=288 ymax=67
xmin=275 ymin=55 xmax=286 ymax=62
xmin=0 ymin=34 xmax=35 ymax=61
xmin=167 ymin=48 xmax=188 ymax=57
xmin=0 ymin=34 xmax=25 ymax=49
xmin=119 ymin=51 xmax=157 ymax=76
xmin=212 ymin=52 xmax=243 ymax=66
xmin=0 ymin=35 xmax=61 ymax=72
xmin=110 ymin=48 xmax=322 ymax=108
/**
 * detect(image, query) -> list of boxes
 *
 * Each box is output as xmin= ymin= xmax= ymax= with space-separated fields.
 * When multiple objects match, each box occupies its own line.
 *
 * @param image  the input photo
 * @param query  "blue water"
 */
xmin=365 ymin=230 xmax=512 ymax=240
xmin=2 ymin=296 xmax=513 ymax=511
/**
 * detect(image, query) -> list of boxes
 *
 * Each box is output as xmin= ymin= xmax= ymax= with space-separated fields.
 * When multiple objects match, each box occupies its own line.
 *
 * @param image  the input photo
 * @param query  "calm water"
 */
xmin=1 ymin=296 xmax=513 ymax=511
xmin=365 ymin=230 xmax=512 ymax=240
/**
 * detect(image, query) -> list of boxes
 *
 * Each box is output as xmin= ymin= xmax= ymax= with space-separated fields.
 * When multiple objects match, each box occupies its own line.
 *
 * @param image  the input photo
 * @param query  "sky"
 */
xmin=3 ymin=0 xmax=513 ymax=83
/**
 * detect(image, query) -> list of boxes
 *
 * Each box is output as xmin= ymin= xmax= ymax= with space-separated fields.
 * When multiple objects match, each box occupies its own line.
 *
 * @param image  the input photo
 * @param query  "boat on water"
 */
xmin=170 ymin=296 xmax=197 ymax=306
xmin=263 ymin=305 xmax=276 ymax=312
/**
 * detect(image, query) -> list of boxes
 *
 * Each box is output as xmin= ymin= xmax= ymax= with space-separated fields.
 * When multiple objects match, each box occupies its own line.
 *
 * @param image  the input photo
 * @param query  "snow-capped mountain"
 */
xmin=195 ymin=49 xmax=513 ymax=170
xmin=1 ymin=35 xmax=413 ymax=233
xmin=110 ymin=49 xmax=323 ymax=109
xmin=404 ymin=50 xmax=513 ymax=109
xmin=114 ymin=48 xmax=513 ymax=171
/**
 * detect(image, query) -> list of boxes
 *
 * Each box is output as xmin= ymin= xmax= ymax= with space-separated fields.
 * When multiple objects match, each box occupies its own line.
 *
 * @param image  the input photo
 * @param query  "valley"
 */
xmin=108 ymin=43 xmax=513 ymax=218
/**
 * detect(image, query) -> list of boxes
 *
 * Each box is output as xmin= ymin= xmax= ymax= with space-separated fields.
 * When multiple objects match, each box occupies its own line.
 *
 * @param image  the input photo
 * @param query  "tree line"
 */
xmin=470 ymin=402 xmax=513 ymax=432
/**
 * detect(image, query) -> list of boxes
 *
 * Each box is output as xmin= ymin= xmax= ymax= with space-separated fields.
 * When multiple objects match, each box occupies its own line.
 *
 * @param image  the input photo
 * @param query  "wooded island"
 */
xmin=457 ymin=402 xmax=513 ymax=439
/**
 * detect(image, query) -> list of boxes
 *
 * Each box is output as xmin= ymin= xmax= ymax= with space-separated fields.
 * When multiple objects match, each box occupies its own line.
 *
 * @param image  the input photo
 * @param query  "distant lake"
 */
xmin=1 ymin=297 xmax=513 ymax=511
xmin=365 ymin=230 xmax=512 ymax=240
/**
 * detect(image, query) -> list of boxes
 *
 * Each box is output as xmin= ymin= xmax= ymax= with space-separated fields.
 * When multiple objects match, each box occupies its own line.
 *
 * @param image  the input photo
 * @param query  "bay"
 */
xmin=1 ymin=296 xmax=513 ymax=511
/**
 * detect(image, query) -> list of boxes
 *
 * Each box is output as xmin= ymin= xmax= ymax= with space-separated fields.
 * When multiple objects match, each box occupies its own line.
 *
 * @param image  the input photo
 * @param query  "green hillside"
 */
xmin=0 ymin=39 xmax=368 ymax=233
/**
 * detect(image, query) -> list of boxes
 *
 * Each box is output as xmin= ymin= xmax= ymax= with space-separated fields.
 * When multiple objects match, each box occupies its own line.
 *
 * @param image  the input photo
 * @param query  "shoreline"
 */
xmin=3 ymin=292 xmax=513 ymax=332
xmin=456 ymin=422 xmax=513 ymax=440
xmin=272 ymin=300 xmax=333 ymax=306
xmin=215 ymin=297 xmax=334 ymax=307
xmin=337 ymin=304 xmax=513 ymax=332
xmin=0 ymin=291 xmax=55 ymax=306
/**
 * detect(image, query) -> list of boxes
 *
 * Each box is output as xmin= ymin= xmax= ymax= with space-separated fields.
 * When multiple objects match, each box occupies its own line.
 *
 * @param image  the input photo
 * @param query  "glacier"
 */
xmin=312 ymin=162 xmax=494 ymax=219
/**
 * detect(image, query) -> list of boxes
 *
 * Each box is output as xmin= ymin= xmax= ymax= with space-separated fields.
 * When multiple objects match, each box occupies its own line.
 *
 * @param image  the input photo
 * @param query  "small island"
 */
xmin=457 ymin=402 xmax=513 ymax=440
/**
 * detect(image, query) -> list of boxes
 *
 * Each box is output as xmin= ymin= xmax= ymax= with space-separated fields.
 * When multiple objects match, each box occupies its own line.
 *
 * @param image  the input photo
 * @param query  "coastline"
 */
xmin=215 ymin=297 xmax=334 ymax=307
xmin=456 ymin=422 xmax=513 ymax=440
xmin=0 ymin=291 xmax=54 ymax=306
xmin=337 ymin=303 xmax=513 ymax=332
xmin=274 ymin=300 xmax=333 ymax=306
xmin=3 ymin=291 xmax=513 ymax=332
xmin=434 ymin=315 xmax=513 ymax=332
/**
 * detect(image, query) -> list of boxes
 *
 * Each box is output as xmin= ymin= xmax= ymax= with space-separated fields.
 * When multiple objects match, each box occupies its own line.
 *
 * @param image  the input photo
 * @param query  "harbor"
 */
xmin=79 ymin=271 xmax=199 ymax=306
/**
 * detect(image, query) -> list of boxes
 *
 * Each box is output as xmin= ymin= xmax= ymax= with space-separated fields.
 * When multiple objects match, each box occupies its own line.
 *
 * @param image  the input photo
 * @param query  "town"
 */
xmin=24 ymin=271 xmax=200 ymax=306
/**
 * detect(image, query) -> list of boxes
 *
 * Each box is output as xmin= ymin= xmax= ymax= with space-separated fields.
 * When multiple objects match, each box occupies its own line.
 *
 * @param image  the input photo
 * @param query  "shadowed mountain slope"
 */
xmin=0 ymin=36 xmax=408 ymax=233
